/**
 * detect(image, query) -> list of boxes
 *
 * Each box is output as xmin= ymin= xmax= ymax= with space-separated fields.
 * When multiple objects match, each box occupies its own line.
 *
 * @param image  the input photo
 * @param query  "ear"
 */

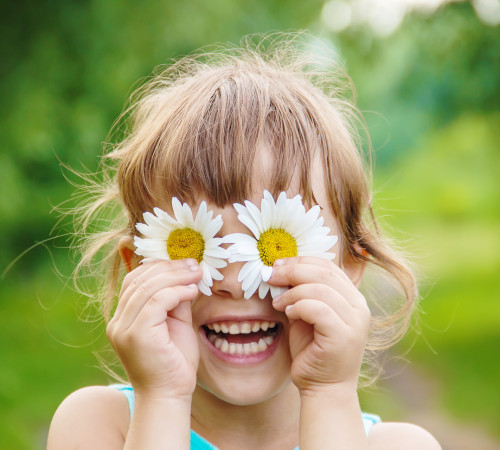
xmin=342 ymin=244 xmax=367 ymax=288
xmin=119 ymin=237 xmax=141 ymax=273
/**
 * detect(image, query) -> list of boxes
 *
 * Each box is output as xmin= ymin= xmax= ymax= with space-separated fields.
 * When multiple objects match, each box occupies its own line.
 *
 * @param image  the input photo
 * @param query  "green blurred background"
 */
xmin=1 ymin=0 xmax=499 ymax=448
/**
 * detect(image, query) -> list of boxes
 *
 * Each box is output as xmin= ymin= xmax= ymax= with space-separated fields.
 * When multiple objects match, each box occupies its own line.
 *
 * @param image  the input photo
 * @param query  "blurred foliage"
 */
xmin=338 ymin=2 xmax=500 ymax=162
xmin=0 ymin=0 xmax=324 ymax=271
xmin=1 ymin=0 xmax=499 ymax=448
xmin=371 ymin=111 xmax=500 ymax=428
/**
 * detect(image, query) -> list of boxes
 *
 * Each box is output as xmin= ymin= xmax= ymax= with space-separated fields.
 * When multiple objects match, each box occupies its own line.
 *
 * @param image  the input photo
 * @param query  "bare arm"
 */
xmin=298 ymin=388 xmax=442 ymax=450
xmin=299 ymin=388 xmax=368 ymax=450
xmin=368 ymin=422 xmax=442 ymax=450
xmin=123 ymin=394 xmax=191 ymax=450
xmin=47 ymin=386 xmax=128 ymax=450
xmin=48 ymin=259 xmax=202 ymax=449
xmin=269 ymin=257 xmax=441 ymax=449
xmin=270 ymin=256 xmax=371 ymax=449
xmin=47 ymin=386 xmax=193 ymax=450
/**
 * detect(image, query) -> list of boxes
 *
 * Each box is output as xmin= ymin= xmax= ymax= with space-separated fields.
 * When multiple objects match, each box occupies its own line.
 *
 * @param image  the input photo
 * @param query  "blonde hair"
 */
xmin=73 ymin=34 xmax=417 ymax=384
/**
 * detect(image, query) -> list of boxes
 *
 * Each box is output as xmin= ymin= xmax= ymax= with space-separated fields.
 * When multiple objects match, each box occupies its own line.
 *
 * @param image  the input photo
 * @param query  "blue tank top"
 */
xmin=111 ymin=384 xmax=381 ymax=449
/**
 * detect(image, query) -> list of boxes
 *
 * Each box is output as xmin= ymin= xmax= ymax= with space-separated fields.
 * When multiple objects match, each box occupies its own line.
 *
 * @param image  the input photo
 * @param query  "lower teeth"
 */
xmin=209 ymin=335 xmax=274 ymax=355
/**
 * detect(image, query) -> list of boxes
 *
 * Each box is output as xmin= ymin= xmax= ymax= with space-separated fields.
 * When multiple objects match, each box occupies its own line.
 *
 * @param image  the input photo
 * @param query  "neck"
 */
xmin=191 ymin=383 xmax=300 ymax=450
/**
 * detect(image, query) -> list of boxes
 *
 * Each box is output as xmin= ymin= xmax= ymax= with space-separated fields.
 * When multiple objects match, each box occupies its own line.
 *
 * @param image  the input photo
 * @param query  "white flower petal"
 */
xmin=205 ymin=247 xmax=230 ymax=260
xmin=274 ymin=192 xmax=290 ymax=228
xmin=201 ymin=260 xmax=223 ymax=282
xmin=171 ymin=198 xmax=185 ymax=224
xmin=198 ymin=280 xmax=212 ymax=296
xmin=297 ymin=237 xmax=337 ymax=253
xmin=209 ymin=266 xmax=224 ymax=281
xmin=270 ymin=285 xmax=288 ymax=299
xmin=151 ymin=208 xmax=178 ymax=229
xmin=194 ymin=202 xmax=210 ymax=230
xmin=285 ymin=203 xmax=307 ymax=235
xmin=292 ymin=205 xmax=321 ymax=236
xmin=259 ymin=282 xmax=270 ymax=299
xmin=227 ymin=242 xmax=260 ymax=256
xmin=200 ymin=261 xmax=213 ymax=287
xmin=135 ymin=222 xmax=166 ymax=239
xmin=260 ymin=195 xmax=273 ymax=230
xmin=236 ymin=213 xmax=262 ymax=239
xmin=238 ymin=259 xmax=262 ymax=284
xmin=261 ymin=265 xmax=273 ymax=282
xmin=228 ymin=251 xmax=260 ymax=263
xmin=245 ymin=273 xmax=264 ymax=299
xmin=134 ymin=199 xmax=228 ymax=296
xmin=181 ymin=202 xmax=196 ymax=228
xmin=232 ymin=191 xmax=336 ymax=299
xmin=319 ymin=252 xmax=336 ymax=260
xmin=241 ymin=266 xmax=264 ymax=298
xmin=223 ymin=233 xmax=257 ymax=245
xmin=134 ymin=237 xmax=167 ymax=253
xmin=243 ymin=201 xmax=265 ymax=235
xmin=202 ymin=215 xmax=223 ymax=240
xmin=203 ymin=255 xmax=227 ymax=269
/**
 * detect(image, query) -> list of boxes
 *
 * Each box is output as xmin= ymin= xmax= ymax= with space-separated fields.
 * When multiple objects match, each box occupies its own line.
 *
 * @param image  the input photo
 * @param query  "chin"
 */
xmin=195 ymin=369 xmax=293 ymax=406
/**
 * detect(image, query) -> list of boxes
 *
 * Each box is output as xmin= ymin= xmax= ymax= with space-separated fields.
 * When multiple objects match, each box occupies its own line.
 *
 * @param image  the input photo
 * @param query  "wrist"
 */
xmin=299 ymin=385 xmax=367 ymax=450
xmin=299 ymin=381 xmax=358 ymax=401
xmin=126 ymin=389 xmax=192 ymax=450
xmin=134 ymin=388 xmax=193 ymax=406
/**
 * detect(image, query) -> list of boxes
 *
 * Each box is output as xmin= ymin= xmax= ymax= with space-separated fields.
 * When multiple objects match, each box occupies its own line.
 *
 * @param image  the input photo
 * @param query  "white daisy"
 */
xmin=133 ymin=198 xmax=229 ymax=296
xmin=224 ymin=190 xmax=338 ymax=299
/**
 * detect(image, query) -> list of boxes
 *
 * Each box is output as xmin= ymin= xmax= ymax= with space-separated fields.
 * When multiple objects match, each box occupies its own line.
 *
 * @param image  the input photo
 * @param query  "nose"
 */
xmin=211 ymin=261 xmax=245 ymax=300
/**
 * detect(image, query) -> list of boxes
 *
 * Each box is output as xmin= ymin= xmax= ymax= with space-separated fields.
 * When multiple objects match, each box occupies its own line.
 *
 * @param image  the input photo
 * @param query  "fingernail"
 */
xmin=285 ymin=305 xmax=294 ymax=314
xmin=184 ymin=258 xmax=199 ymax=271
xmin=272 ymin=295 xmax=281 ymax=305
xmin=187 ymin=283 xmax=198 ymax=289
xmin=274 ymin=259 xmax=287 ymax=267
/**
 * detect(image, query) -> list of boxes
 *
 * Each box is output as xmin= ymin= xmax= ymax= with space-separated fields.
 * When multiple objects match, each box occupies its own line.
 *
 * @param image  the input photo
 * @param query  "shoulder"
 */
xmin=368 ymin=422 xmax=441 ymax=450
xmin=47 ymin=385 xmax=130 ymax=450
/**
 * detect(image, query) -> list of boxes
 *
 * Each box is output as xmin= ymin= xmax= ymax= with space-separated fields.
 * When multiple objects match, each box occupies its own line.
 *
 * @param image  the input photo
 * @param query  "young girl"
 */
xmin=47 ymin=36 xmax=441 ymax=449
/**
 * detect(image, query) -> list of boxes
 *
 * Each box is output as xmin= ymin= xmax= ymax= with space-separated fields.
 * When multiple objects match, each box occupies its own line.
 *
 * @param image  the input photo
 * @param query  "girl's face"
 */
xmin=189 ymin=148 xmax=343 ymax=406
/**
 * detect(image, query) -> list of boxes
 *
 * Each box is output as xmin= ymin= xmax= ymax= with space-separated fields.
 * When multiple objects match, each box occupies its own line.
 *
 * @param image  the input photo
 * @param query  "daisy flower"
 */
xmin=134 ymin=198 xmax=229 ymax=296
xmin=224 ymin=190 xmax=338 ymax=299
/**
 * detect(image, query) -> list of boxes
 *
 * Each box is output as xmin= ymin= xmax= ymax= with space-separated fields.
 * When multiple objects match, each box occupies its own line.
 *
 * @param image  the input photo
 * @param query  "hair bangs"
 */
xmin=119 ymin=65 xmax=330 ymax=226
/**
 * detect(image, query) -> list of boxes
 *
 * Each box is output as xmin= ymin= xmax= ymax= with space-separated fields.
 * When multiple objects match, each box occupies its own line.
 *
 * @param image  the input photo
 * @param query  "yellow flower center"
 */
xmin=167 ymin=228 xmax=205 ymax=262
xmin=257 ymin=228 xmax=298 ymax=266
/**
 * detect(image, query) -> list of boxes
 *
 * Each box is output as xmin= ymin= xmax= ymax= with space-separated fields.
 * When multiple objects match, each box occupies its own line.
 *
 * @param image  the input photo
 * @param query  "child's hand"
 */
xmin=269 ymin=256 xmax=371 ymax=395
xmin=106 ymin=259 xmax=202 ymax=400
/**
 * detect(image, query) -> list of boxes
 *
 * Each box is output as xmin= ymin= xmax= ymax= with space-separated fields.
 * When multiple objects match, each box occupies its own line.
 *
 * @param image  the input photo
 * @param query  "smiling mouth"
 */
xmin=201 ymin=321 xmax=281 ymax=356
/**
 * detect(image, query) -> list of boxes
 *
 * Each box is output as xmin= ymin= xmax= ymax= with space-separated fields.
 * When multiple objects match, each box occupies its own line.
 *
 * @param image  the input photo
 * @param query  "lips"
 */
xmin=200 ymin=319 xmax=282 ymax=361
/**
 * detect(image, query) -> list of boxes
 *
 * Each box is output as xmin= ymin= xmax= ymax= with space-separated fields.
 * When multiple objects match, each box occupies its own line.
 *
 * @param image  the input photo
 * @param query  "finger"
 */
xmin=132 ymin=284 xmax=198 ymax=332
xmin=269 ymin=258 xmax=366 ymax=309
xmin=169 ymin=299 xmax=194 ymax=327
xmin=273 ymin=283 xmax=353 ymax=325
xmin=113 ymin=269 xmax=200 ymax=334
xmin=117 ymin=271 xmax=201 ymax=330
xmin=115 ymin=259 xmax=201 ymax=319
xmin=119 ymin=258 xmax=199 ymax=298
xmin=285 ymin=298 xmax=342 ymax=339
xmin=288 ymin=256 xmax=356 ymax=286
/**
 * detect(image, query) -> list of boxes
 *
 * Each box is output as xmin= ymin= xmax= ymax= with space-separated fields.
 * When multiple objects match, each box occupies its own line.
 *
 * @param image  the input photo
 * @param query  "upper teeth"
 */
xmin=206 ymin=321 xmax=277 ymax=334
